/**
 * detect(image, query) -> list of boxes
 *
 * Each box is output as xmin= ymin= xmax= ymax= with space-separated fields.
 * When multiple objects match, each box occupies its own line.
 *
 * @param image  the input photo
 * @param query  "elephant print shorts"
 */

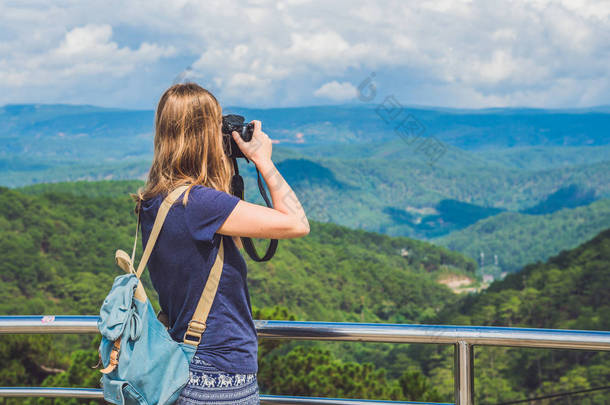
xmin=176 ymin=357 xmax=260 ymax=405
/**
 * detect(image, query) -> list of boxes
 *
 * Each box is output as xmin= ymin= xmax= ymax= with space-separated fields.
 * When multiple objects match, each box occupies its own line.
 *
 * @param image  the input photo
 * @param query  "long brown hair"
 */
xmin=132 ymin=82 xmax=241 ymax=246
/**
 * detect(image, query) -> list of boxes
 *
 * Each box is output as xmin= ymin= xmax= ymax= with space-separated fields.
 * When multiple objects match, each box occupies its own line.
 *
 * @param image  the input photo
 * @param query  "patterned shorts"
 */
xmin=176 ymin=357 xmax=260 ymax=405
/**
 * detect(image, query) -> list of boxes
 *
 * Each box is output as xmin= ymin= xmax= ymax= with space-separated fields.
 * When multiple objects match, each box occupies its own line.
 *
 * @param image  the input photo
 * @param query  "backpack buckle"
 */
xmin=183 ymin=320 xmax=206 ymax=345
xmin=100 ymin=337 xmax=122 ymax=374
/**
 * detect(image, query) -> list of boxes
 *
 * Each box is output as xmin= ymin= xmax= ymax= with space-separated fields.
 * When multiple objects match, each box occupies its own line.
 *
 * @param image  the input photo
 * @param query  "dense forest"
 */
xmin=18 ymin=174 xmax=610 ymax=281
xmin=434 ymin=227 xmax=610 ymax=403
xmin=3 ymin=104 xmax=609 ymax=287
xmin=3 ymin=104 xmax=609 ymax=242
xmin=1 ymin=181 xmax=609 ymax=403
xmin=436 ymin=198 xmax=610 ymax=273
xmin=5 ymin=182 xmax=474 ymax=322
xmin=0 ymin=182 xmax=471 ymax=403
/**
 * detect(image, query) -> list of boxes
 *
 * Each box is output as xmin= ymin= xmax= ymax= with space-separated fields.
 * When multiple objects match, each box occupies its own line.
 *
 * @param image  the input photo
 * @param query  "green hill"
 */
xmin=265 ymin=157 xmax=609 ymax=237
xmin=0 ymin=180 xmax=475 ymax=403
xmin=1 ymin=181 xmax=609 ymax=403
xmin=0 ymin=181 xmax=474 ymax=323
xmin=3 ymin=104 xmax=609 ymax=266
xmin=520 ymin=184 xmax=597 ymax=215
xmin=435 ymin=199 xmax=610 ymax=273
xmin=7 ymin=155 xmax=610 ymax=240
xmin=440 ymin=227 xmax=610 ymax=330
xmin=4 ymin=104 xmax=609 ymax=154
xmin=428 ymin=228 xmax=610 ymax=403
xmin=472 ymin=145 xmax=610 ymax=170
xmin=15 ymin=162 xmax=610 ymax=277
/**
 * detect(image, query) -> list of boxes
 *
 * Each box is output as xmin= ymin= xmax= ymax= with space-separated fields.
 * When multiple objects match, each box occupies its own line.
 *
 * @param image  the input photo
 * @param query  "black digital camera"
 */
xmin=221 ymin=114 xmax=255 ymax=159
xmin=221 ymin=113 xmax=278 ymax=262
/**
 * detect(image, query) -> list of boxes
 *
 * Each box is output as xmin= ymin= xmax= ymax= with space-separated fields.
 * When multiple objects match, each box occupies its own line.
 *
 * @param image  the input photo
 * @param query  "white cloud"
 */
xmin=0 ymin=0 xmax=608 ymax=108
xmin=56 ymin=25 xmax=114 ymax=56
xmin=0 ymin=23 xmax=175 ymax=90
xmin=314 ymin=81 xmax=357 ymax=101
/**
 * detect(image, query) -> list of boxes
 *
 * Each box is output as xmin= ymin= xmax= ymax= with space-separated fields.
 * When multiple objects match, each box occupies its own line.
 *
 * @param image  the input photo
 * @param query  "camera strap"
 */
xmin=230 ymin=157 xmax=278 ymax=262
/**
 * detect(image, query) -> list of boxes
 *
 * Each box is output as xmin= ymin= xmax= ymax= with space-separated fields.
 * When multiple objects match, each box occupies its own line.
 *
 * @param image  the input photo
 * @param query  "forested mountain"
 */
xmin=0 ymin=183 xmax=473 ymax=322
xmin=12 ymin=152 xmax=610 ymax=239
xmin=430 ymin=228 xmax=610 ymax=403
xmin=3 ymin=104 xmax=608 ymax=154
xmin=18 ymin=177 xmax=610 ymax=280
xmin=2 ymin=102 xmax=609 ymax=402
xmin=0 ymin=181 xmax=474 ymax=403
xmin=472 ymin=145 xmax=610 ymax=170
xmin=2 ymin=104 xmax=609 ymax=275
xmin=440 ymin=228 xmax=610 ymax=330
xmin=3 ymin=104 xmax=609 ymax=214
xmin=1 ymin=181 xmax=609 ymax=403
xmin=436 ymin=198 xmax=610 ymax=273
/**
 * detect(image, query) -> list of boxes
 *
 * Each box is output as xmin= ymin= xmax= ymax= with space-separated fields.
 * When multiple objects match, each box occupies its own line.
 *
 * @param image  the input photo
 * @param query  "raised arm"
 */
xmin=216 ymin=120 xmax=310 ymax=239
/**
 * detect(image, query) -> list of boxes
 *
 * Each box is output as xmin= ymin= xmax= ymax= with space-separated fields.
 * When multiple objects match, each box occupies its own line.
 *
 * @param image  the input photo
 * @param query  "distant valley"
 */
xmin=2 ymin=103 xmax=609 ymax=276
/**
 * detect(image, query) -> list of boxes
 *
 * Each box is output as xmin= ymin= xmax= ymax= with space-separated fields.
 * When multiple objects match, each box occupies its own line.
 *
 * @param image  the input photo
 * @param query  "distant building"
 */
xmin=400 ymin=248 xmax=409 ymax=257
xmin=483 ymin=274 xmax=494 ymax=283
xmin=500 ymin=272 xmax=508 ymax=279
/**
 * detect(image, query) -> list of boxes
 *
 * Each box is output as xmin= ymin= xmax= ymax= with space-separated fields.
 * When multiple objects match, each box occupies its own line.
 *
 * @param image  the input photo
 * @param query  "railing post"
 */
xmin=454 ymin=341 xmax=474 ymax=405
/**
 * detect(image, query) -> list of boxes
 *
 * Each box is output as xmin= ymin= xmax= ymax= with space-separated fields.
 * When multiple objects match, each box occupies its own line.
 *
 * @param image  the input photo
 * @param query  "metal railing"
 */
xmin=1 ymin=315 xmax=610 ymax=405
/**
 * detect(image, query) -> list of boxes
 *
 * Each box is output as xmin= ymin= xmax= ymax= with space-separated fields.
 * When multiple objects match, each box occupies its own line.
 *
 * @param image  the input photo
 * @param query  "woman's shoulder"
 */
xmin=186 ymin=185 xmax=238 ymax=202
xmin=139 ymin=185 xmax=236 ymax=211
xmin=188 ymin=184 xmax=222 ymax=193
xmin=140 ymin=194 xmax=161 ymax=207
xmin=139 ymin=185 xmax=196 ymax=205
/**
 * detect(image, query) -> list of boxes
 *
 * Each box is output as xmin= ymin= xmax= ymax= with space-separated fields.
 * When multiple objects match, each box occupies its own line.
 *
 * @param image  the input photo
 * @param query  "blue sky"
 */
xmin=1 ymin=0 xmax=609 ymax=110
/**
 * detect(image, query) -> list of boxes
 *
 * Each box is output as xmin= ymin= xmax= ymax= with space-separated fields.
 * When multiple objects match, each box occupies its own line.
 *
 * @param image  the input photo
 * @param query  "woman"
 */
xmin=133 ymin=83 xmax=310 ymax=404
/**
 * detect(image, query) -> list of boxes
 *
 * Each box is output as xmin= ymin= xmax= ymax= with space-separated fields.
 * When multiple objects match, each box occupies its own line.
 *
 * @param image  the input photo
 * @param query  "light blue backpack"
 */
xmin=96 ymin=185 xmax=226 ymax=405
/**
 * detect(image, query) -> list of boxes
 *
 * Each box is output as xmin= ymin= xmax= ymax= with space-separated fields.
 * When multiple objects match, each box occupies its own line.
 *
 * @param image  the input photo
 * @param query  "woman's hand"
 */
xmin=220 ymin=119 xmax=309 ymax=240
xmin=232 ymin=120 xmax=272 ymax=166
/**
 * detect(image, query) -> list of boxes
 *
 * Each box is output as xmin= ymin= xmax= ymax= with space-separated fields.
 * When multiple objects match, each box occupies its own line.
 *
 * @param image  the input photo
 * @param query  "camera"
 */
xmin=221 ymin=114 xmax=255 ymax=159
xmin=221 ymin=113 xmax=278 ymax=262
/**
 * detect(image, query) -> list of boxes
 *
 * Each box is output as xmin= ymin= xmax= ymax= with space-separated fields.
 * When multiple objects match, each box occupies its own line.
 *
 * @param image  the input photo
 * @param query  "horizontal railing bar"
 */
xmin=1 ymin=316 xmax=609 ymax=351
xmin=0 ymin=315 xmax=100 ymax=334
xmin=0 ymin=388 xmax=451 ymax=404
xmin=261 ymin=395 xmax=451 ymax=405
xmin=0 ymin=387 xmax=102 ymax=398
xmin=255 ymin=321 xmax=610 ymax=351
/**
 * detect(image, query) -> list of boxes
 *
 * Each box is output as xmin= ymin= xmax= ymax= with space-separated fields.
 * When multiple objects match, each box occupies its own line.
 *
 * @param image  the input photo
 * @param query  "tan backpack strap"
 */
xmin=184 ymin=237 xmax=225 ymax=346
xmin=135 ymin=185 xmax=189 ymax=279
xmin=130 ymin=203 xmax=140 ymax=268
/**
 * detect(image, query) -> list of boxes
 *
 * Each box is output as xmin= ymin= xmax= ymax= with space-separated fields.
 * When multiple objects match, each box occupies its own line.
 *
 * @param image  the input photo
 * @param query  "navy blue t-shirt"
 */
xmin=139 ymin=185 xmax=258 ymax=374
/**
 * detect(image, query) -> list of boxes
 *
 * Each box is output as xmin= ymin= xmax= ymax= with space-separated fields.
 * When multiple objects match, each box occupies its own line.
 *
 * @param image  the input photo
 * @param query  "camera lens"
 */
xmin=243 ymin=123 xmax=254 ymax=142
